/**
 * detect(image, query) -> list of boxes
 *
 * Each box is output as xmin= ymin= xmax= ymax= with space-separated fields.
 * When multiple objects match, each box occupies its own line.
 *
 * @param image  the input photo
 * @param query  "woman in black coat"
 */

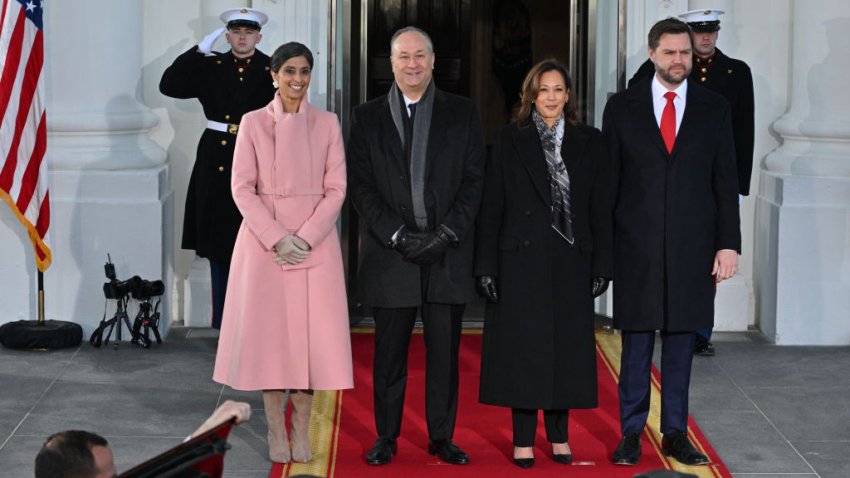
xmin=474 ymin=59 xmax=613 ymax=468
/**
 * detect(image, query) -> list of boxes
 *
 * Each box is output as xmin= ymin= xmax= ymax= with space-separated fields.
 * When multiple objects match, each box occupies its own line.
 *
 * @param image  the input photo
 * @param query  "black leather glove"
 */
xmin=393 ymin=226 xmax=428 ymax=256
xmin=404 ymin=225 xmax=454 ymax=265
xmin=591 ymin=276 xmax=610 ymax=298
xmin=476 ymin=276 xmax=499 ymax=303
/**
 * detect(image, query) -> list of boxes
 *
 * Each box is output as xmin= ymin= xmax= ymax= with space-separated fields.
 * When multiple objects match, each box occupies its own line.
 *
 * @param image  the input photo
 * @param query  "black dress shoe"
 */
xmin=513 ymin=457 xmax=534 ymax=468
xmin=695 ymin=339 xmax=716 ymax=356
xmin=428 ymin=439 xmax=469 ymax=465
xmin=611 ymin=433 xmax=641 ymax=465
xmin=366 ymin=438 xmax=397 ymax=465
xmin=662 ymin=431 xmax=709 ymax=465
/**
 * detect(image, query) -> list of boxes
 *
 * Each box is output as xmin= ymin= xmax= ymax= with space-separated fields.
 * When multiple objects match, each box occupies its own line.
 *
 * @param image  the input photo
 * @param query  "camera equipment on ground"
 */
xmin=90 ymin=254 xmax=165 ymax=349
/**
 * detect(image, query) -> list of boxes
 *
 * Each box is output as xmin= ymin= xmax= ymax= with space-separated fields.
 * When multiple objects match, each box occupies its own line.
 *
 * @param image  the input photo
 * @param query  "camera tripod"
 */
xmin=90 ymin=295 xmax=138 ymax=349
xmin=131 ymin=297 xmax=162 ymax=348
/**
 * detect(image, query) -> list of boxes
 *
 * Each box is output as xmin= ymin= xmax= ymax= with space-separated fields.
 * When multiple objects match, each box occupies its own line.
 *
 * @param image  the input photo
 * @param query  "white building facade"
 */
xmin=0 ymin=0 xmax=847 ymax=345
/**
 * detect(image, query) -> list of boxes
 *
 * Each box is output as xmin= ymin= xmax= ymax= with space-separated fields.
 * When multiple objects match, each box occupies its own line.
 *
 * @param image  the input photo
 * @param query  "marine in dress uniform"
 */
xmin=628 ymin=9 xmax=754 ymax=356
xmin=160 ymin=8 xmax=276 ymax=329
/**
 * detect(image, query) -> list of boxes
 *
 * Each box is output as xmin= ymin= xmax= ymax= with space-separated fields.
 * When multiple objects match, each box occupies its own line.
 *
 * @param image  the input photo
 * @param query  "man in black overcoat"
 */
xmin=628 ymin=9 xmax=755 ymax=356
xmin=160 ymin=8 xmax=276 ymax=329
xmin=347 ymin=26 xmax=485 ymax=466
xmin=603 ymin=18 xmax=741 ymax=467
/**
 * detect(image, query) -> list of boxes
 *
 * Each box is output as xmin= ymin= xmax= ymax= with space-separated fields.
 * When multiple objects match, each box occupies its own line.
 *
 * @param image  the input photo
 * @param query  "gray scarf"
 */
xmin=389 ymin=80 xmax=435 ymax=231
xmin=532 ymin=109 xmax=574 ymax=244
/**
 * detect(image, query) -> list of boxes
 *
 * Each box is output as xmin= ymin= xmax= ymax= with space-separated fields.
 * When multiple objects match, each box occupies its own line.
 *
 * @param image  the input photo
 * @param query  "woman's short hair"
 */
xmin=513 ymin=58 xmax=578 ymax=127
xmin=270 ymin=42 xmax=314 ymax=72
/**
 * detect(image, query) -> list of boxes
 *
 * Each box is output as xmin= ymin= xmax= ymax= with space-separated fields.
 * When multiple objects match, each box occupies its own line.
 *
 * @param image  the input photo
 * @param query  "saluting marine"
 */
xmin=160 ymin=8 xmax=276 ymax=329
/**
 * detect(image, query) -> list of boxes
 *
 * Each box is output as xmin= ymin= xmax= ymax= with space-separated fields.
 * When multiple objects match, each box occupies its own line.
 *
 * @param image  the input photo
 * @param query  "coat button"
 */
xmin=220 ymin=140 xmax=228 ymax=146
xmin=523 ymin=240 xmax=531 ymax=247
xmin=400 ymin=204 xmax=407 ymax=211
xmin=218 ymin=166 xmax=225 ymax=172
xmin=524 ymin=210 xmax=531 ymax=216
xmin=224 ymin=114 xmax=231 ymax=120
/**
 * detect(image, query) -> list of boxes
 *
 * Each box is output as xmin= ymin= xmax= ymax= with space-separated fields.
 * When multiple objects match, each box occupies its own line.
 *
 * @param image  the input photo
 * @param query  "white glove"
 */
xmin=197 ymin=27 xmax=225 ymax=56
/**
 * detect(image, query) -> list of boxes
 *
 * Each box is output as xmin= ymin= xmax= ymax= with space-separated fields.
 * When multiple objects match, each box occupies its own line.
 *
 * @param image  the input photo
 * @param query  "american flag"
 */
xmin=0 ymin=0 xmax=50 ymax=271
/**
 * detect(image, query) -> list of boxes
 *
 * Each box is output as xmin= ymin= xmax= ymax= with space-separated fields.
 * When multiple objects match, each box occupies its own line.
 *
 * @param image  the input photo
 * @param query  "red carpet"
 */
xmin=270 ymin=329 xmax=731 ymax=477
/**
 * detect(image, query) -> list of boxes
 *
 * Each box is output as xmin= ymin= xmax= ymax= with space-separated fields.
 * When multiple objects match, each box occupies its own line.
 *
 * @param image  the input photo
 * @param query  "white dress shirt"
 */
xmin=651 ymin=75 xmax=687 ymax=134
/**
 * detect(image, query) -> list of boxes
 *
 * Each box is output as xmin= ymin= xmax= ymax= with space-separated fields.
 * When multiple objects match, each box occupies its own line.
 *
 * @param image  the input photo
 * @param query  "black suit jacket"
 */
xmin=347 ymin=87 xmax=485 ymax=307
xmin=602 ymin=78 xmax=741 ymax=332
xmin=628 ymin=49 xmax=755 ymax=195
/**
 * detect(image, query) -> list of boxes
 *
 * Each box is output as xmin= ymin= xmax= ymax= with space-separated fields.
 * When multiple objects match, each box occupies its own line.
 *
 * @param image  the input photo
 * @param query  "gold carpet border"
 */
xmin=595 ymin=330 xmax=725 ymax=478
xmin=282 ymin=389 xmax=341 ymax=478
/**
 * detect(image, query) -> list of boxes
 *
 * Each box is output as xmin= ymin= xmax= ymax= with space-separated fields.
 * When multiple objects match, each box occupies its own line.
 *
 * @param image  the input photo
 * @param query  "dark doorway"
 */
xmin=365 ymin=0 xmax=472 ymax=100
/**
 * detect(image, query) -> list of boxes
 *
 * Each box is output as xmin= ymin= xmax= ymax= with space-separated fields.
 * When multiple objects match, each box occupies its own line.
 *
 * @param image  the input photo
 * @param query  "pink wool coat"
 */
xmin=213 ymin=94 xmax=353 ymax=391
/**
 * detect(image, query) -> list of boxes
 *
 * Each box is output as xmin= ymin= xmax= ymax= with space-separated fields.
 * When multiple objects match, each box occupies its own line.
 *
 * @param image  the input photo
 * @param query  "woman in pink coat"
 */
xmin=213 ymin=42 xmax=353 ymax=464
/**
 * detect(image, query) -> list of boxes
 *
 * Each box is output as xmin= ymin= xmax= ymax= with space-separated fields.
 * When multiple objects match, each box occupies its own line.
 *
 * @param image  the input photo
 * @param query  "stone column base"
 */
xmin=47 ymin=166 xmax=173 ymax=340
xmin=756 ymin=172 xmax=850 ymax=345
xmin=183 ymin=257 xmax=213 ymax=328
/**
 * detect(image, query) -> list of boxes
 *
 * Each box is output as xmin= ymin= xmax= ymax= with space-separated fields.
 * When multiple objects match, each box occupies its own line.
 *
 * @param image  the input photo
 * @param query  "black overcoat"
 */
xmin=347 ymin=88 xmax=485 ymax=307
xmin=628 ymin=49 xmax=754 ymax=194
xmin=160 ymin=47 xmax=276 ymax=262
xmin=474 ymin=121 xmax=613 ymax=409
xmin=602 ymin=78 xmax=741 ymax=332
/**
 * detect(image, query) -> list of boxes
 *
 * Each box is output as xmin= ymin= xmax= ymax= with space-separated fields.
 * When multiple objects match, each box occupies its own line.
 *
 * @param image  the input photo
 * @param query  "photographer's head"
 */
xmin=35 ymin=430 xmax=116 ymax=478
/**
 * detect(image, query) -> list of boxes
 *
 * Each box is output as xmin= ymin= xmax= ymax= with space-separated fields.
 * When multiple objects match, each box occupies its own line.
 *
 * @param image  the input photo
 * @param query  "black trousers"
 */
xmin=511 ymin=408 xmax=569 ymax=446
xmin=373 ymin=302 xmax=465 ymax=441
xmin=209 ymin=259 xmax=230 ymax=330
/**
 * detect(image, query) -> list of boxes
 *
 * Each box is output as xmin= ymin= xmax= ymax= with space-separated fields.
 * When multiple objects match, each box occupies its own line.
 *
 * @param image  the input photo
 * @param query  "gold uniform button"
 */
xmin=239 ymin=77 xmax=243 ymax=82
xmin=238 ymin=67 xmax=244 ymax=73
xmin=218 ymin=166 xmax=225 ymax=172
xmin=701 ymin=77 xmax=707 ymax=82
xmin=701 ymin=67 xmax=707 ymax=73
xmin=220 ymin=140 xmax=228 ymax=146
xmin=224 ymin=114 xmax=230 ymax=120
xmin=216 ymin=60 xmax=222 ymax=65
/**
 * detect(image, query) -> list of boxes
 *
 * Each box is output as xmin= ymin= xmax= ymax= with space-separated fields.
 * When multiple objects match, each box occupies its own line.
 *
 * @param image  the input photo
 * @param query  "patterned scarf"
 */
xmin=532 ymin=109 xmax=574 ymax=244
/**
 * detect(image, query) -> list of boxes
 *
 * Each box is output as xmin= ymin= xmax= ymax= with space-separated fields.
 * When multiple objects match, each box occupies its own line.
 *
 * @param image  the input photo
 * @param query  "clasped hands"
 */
xmin=393 ymin=225 xmax=456 ymax=266
xmin=475 ymin=276 xmax=610 ymax=303
xmin=273 ymin=235 xmax=311 ymax=265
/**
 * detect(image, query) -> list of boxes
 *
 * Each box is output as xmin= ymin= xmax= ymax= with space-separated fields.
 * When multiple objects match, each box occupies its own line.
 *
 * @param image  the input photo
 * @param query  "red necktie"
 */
xmin=660 ymin=91 xmax=677 ymax=154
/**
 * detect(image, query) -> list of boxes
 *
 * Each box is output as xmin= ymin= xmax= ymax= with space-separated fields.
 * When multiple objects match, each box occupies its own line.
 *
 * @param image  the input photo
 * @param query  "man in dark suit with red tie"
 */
xmin=602 ymin=18 xmax=741 ymax=466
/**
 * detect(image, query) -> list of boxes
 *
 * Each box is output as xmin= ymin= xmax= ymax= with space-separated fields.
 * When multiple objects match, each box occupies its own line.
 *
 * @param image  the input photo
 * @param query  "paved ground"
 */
xmin=1 ymin=323 xmax=848 ymax=477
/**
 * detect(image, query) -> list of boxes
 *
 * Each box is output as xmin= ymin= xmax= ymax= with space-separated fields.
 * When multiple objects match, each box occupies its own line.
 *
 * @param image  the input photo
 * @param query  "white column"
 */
xmin=757 ymin=0 xmax=850 ymax=344
xmin=44 ymin=0 xmax=172 ymax=338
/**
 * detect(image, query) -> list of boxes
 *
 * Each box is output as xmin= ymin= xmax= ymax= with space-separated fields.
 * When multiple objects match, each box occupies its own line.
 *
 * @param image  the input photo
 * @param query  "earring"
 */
xmin=272 ymin=80 xmax=279 ymax=88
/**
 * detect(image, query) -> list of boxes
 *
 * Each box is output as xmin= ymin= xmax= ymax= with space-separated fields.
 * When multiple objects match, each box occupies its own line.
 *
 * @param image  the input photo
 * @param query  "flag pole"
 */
xmin=38 ymin=270 xmax=45 ymax=325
